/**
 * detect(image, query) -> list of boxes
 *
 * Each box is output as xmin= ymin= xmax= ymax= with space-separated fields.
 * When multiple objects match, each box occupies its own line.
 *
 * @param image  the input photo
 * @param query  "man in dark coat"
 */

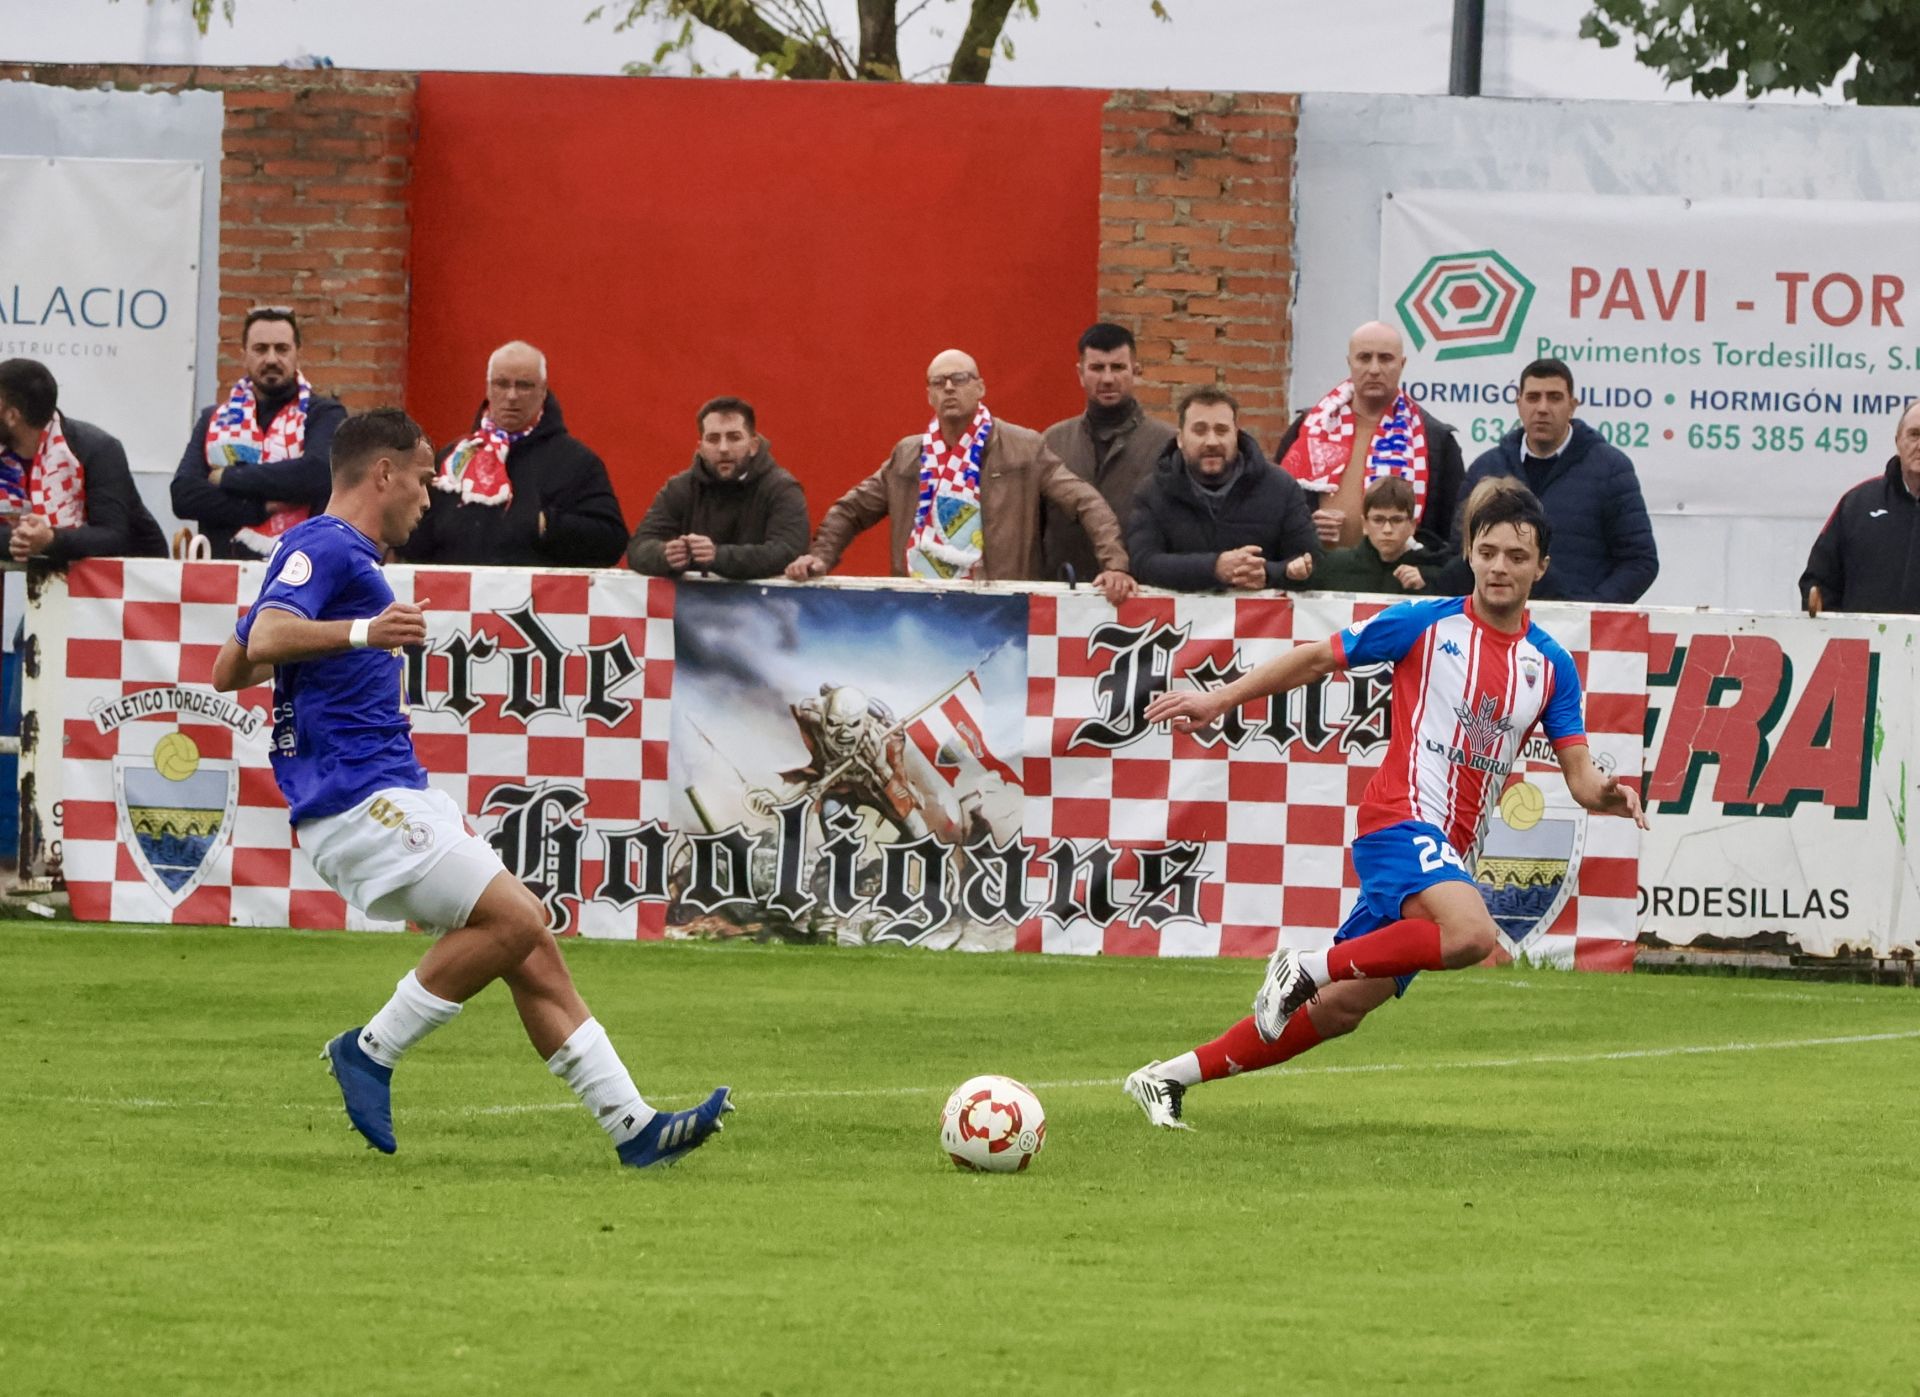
xmin=403 ymin=341 xmax=627 ymax=568
xmin=171 ymin=306 xmax=346 ymax=559
xmin=1458 ymin=357 xmax=1659 ymax=603
xmin=628 ymin=396 xmax=809 ymax=579
xmin=0 ymin=358 xmax=165 ymax=565
xmin=1800 ymin=400 xmax=1920 ymax=615
xmin=1127 ymin=386 xmax=1319 ymax=592
xmin=1040 ymin=322 xmax=1177 ymax=583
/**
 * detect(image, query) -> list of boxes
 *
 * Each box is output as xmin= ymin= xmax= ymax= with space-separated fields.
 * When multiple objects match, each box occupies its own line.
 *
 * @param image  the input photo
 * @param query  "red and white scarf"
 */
xmin=1279 ymin=380 xmax=1429 ymax=518
xmin=0 ymin=411 xmax=87 ymax=529
xmin=205 ymin=374 xmax=314 ymax=556
xmin=435 ymin=409 xmax=542 ymax=508
xmin=906 ymin=404 xmax=991 ymax=581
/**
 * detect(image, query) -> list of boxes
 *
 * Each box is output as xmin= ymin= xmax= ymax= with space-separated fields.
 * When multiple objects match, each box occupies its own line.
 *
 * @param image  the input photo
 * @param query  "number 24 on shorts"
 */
xmin=1413 ymin=834 xmax=1467 ymax=874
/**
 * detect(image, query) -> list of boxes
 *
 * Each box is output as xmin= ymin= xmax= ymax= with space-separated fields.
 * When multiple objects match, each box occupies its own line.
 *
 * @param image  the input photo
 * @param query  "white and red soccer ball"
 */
xmin=940 ymin=1074 xmax=1046 ymax=1173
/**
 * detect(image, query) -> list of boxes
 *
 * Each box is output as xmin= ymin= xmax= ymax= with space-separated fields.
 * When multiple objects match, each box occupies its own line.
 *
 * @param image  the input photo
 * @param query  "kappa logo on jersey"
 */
xmin=1439 ymin=639 xmax=1463 ymax=658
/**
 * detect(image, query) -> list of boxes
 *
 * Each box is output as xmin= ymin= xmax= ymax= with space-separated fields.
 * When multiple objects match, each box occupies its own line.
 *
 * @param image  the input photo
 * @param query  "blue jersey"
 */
xmin=234 ymin=515 xmax=427 ymax=824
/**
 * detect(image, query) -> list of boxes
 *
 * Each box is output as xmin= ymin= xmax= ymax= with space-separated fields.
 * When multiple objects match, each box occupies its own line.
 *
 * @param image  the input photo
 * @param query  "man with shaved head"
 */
xmin=786 ymin=349 xmax=1136 ymax=604
xmin=1277 ymin=319 xmax=1464 ymax=551
xmin=403 ymin=340 xmax=627 ymax=566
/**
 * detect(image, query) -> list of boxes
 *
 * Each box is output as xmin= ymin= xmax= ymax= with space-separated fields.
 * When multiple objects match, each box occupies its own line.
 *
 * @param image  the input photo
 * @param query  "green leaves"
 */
xmin=1582 ymin=0 xmax=1920 ymax=105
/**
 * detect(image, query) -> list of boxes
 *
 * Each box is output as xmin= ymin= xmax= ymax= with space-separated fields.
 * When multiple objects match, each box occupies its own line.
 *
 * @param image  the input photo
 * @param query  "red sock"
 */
xmin=1193 ymin=1009 xmax=1324 ymax=1082
xmin=1326 ymin=917 xmax=1444 ymax=981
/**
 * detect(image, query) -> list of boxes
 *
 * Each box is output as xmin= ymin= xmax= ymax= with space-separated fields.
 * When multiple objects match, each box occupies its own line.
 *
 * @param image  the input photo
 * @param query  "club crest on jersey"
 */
xmin=1520 ymin=655 xmax=1540 ymax=689
xmin=113 ymin=730 xmax=240 ymax=909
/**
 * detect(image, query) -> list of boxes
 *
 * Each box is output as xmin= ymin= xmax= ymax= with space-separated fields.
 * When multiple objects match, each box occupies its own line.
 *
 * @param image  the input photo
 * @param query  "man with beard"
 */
xmin=1277 ymin=319 xmax=1465 ymax=550
xmin=403 ymin=341 xmax=628 ymax=568
xmin=627 ymin=395 xmax=809 ymax=578
xmin=1126 ymin=386 xmax=1318 ymax=592
xmin=171 ymin=306 xmax=347 ymax=559
xmin=785 ymin=348 xmax=1136 ymax=606
xmin=0 ymin=357 xmax=166 ymax=565
xmin=1040 ymin=323 xmax=1176 ymax=583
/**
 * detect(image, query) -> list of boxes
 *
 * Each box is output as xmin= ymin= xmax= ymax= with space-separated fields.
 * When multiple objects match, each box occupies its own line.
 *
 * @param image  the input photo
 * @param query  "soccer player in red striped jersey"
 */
xmin=1123 ymin=486 xmax=1647 ymax=1129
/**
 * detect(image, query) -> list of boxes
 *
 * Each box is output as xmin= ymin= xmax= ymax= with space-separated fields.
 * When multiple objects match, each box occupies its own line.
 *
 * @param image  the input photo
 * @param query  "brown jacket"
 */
xmin=808 ymin=418 xmax=1128 ymax=580
xmin=1041 ymin=402 xmax=1177 ymax=582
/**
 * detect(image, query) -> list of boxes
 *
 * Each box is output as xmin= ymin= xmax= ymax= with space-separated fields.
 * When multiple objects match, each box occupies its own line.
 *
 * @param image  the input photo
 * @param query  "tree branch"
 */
xmin=673 ymin=0 xmax=845 ymax=79
xmin=947 ymin=0 xmax=1020 ymax=83
xmin=857 ymin=0 xmax=902 ymax=79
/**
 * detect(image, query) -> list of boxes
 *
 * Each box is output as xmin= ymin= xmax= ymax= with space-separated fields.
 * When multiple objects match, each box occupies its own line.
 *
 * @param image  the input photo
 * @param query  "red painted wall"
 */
xmin=406 ymin=73 xmax=1106 ymax=576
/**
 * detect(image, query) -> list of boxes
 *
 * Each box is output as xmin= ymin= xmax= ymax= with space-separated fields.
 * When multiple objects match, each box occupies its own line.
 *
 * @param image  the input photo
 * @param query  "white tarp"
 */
xmin=0 ymin=155 xmax=203 ymax=475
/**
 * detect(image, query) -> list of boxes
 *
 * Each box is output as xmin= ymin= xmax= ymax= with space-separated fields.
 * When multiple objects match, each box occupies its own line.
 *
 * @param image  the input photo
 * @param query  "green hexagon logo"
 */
xmin=1395 ymin=249 xmax=1535 ymax=361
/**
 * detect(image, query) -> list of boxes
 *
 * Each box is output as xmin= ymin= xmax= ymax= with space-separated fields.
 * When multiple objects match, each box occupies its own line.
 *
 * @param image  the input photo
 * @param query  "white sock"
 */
xmin=359 ymin=970 xmax=462 ymax=1068
xmin=546 ymin=1018 xmax=654 ymax=1145
xmin=1156 ymin=1052 xmax=1203 ymax=1088
xmin=1296 ymin=948 xmax=1331 ymax=987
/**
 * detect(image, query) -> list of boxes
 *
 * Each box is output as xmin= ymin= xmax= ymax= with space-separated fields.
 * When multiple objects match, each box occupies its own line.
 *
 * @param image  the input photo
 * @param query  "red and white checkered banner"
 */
xmin=33 ymin=560 xmax=1647 ymax=966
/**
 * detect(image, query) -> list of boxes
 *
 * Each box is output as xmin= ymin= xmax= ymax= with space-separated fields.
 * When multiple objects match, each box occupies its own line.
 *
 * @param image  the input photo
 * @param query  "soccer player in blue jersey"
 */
xmin=212 ymin=408 xmax=732 ymax=1167
xmin=1123 ymin=486 xmax=1647 ymax=1128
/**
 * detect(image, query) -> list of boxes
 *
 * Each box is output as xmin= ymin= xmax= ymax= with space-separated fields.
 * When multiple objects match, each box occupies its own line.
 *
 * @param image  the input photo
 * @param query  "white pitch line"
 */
xmin=16 ymin=1028 xmax=1920 ymax=1120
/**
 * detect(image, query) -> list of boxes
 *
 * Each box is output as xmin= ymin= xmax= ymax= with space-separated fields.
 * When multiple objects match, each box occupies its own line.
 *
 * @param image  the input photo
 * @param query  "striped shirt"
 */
xmin=1330 ymin=596 xmax=1585 ymax=854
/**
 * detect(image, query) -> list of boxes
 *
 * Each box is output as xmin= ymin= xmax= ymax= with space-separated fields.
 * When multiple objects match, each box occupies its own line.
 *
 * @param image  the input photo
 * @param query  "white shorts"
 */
xmin=297 ymin=786 xmax=508 ymax=932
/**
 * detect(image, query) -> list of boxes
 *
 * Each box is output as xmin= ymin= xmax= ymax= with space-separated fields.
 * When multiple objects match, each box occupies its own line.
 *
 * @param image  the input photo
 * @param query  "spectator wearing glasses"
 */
xmin=403 ymin=340 xmax=627 ymax=567
xmin=785 ymin=348 xmax=1135 ymax=605
xmin=1299 ymin=476 xmax=1447 ymax=595
xmin=171 ymin=305 xmax=347 ymax=559
xmin=0 ymin=357 xmax=167 ymax=564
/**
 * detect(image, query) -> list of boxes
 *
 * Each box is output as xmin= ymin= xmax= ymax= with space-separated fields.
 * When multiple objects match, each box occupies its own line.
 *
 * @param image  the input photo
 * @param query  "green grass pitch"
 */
xmin=3 ymin=921 xmax=1919 ymax=1396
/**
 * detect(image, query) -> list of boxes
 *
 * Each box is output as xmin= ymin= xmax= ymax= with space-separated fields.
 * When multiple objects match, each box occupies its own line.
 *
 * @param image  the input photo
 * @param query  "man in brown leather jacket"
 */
xmin=785 ymin=349 xmax=1136 ymax=606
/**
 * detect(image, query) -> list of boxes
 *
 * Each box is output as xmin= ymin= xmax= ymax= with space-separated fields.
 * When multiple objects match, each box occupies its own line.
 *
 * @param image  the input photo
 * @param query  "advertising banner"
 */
xmin=1378 ymin=190 xmax=1920 ymax=521
xmin=1639 ymin=609 xmax=1919 ymax=955
xmin=0 ymin=156 xmax=204 ymax=475
xmin=40 ymin=562 xmax=1649 ymax=967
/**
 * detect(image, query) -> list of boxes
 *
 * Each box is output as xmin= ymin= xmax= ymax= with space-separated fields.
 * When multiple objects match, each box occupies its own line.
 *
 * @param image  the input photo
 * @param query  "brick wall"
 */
xmin=1097 ymin=90 xmax=1297 ymax=447
xmin=10 ymin=64 xmax=416 ymax=407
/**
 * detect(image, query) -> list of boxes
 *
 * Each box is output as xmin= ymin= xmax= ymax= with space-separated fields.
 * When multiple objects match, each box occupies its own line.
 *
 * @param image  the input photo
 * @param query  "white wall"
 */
xmin=1291 ymin=93 xmax=1920 ymax=611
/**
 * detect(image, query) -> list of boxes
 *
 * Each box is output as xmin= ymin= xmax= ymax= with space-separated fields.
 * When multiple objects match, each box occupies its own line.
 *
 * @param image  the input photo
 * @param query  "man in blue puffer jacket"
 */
xmin=1457 ymin=357 xmax=1659 ymax=603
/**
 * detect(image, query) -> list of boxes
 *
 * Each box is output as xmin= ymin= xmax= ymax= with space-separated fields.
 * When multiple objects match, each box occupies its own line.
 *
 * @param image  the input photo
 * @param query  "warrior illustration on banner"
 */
xmin=668 ymin=584 xmax=1027 ymax=947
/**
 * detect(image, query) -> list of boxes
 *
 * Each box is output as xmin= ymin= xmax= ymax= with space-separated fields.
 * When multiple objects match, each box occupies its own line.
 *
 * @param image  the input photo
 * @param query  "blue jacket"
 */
xmin=1459 ymin=421 xmax=1659 ymax=603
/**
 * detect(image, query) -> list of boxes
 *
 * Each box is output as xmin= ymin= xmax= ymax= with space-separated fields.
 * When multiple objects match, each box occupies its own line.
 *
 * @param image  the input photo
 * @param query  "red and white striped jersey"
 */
xmin=1330 ymin=596 xmax=1586 ymax=854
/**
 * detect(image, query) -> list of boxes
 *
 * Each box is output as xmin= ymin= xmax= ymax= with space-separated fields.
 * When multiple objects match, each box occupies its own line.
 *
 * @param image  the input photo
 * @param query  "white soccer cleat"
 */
xmin=1123 ymin=1062 xmax=1191 ymax=1130
xmin=1252 ymin=947 xmax=1317 ymax=1043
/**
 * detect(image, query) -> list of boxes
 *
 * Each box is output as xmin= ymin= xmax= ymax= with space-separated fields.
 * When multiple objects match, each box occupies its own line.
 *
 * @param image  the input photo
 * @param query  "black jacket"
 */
xmin=1461 ymin=421 xmax=1660 ymax=604
xmin=626 ymin=441 xmax=809 ymax=579
xmin=1799 ymin=457 xmax=1920 ymax=614
xmin=170 ymin=388 xmax=346 ymax=559
xmin=1125 ymin=433 xmax=1321 ymax=592
xmin=403 ymin=394 xmax=628 ymax=568
xmin=1274 ymin=400 xmax=1466 ymax=548
xmin=3 ymin=415 xmax=167 ymax=565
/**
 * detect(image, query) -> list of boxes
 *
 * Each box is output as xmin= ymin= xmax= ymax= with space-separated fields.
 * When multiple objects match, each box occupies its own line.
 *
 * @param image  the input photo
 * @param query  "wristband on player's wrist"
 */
xmin=348 ymin=618 xmax=372 ymax=649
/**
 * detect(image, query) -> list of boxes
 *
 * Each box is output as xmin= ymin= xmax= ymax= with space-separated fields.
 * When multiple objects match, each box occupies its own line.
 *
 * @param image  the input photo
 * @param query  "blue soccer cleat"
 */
xmin=321 ymin=1028 xmax=397 ymax=1155
xmin=616 ymin=1087 xmax=734 ymax=1169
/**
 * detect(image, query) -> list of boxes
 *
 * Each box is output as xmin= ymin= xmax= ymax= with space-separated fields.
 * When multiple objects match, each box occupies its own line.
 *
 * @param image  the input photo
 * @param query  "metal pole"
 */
xmin=1450 ymin=0 xmax=1486 ymax=97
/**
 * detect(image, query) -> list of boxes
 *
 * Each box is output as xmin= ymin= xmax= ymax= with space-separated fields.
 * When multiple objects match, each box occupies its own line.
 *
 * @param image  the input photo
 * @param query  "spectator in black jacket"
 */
xmin=0 ymin=358 xmax=165 ymax=565
xmin=1126 ymin=386 xmax=1319 ymax=592
xmin=1303 ymin=476 xmax=1447 ymax=595
xmin=1800 ymin=400 xmax=1920 ymax=616
xmin=1458 ymin=357 xmax=1659 ymax=603
xmin=403 ymin=341 xmax=627 ymax=568
xmin=628 ymin=396 xmax=808 ymax=578
xmin=171 ymin=306 xmax=346 ymax=558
